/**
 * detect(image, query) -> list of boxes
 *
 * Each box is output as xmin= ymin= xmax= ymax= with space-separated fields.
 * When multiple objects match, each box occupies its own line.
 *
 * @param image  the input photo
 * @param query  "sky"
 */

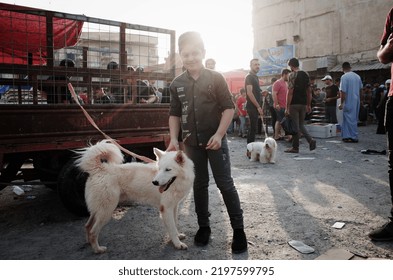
xmin=2 ymin=0 xmax=254 ymax=72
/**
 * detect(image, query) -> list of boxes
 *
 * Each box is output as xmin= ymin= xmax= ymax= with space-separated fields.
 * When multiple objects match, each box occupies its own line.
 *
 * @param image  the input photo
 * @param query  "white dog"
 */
xmin=76 ymin=140 xmax=195 ymax=253
xmin=247 ymin=137 xmax=277 ymax=164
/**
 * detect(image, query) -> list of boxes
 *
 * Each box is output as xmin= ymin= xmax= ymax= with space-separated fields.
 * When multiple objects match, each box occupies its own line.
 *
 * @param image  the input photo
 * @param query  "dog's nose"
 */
xmin=152 ymin=180 xmax=159 ymax=186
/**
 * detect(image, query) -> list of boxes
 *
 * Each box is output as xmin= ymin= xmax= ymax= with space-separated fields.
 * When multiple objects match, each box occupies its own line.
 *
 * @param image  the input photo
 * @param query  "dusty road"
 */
xmin=0 ymin=123 xmax=392 ymax=260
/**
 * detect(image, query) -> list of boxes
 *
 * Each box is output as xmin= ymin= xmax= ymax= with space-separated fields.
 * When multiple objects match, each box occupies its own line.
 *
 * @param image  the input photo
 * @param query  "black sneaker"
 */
xmin=194 ymin=226 xmax=211 ymax=246
xmin=368 ymin=222 xmax=393 ymax=241
xmin=232 ymin=229 xmax=248 ymax=254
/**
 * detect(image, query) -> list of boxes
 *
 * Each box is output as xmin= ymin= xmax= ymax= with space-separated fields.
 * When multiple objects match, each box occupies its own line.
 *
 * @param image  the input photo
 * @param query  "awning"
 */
xmin=329 ymin=61 xmax=391 ymax=72
xmin=0 ymin=3 xmax=84 ymax=65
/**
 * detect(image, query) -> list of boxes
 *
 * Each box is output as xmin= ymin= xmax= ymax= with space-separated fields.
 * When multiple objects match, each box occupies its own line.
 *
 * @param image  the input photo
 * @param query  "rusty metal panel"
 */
xmin=0 ymin=104 xmax=170 ymax=146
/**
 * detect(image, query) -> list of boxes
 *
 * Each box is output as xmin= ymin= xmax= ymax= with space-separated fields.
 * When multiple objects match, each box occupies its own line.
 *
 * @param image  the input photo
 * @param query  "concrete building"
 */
xmin=252 ymin=0 xmax=392 ymax=84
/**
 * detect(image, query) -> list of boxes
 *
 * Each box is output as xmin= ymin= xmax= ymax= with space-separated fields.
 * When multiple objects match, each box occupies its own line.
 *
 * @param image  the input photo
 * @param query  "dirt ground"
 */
xmin=1 ymin=123 xmax=393 ymax=260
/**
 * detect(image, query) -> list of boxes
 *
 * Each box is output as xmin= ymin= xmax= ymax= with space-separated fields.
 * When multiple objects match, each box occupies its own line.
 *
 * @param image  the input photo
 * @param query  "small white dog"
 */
xmin=247 ymin=137 xmax=277 ymax=164
xmin=76 ymin=140 xmax=195 ymax=253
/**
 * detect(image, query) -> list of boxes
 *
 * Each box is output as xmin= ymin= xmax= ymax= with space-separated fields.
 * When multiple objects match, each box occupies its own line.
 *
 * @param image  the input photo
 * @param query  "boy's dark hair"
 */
xmin=178 ymin=31 xmax=204 ymax=52
xmin=288 ymin=57 xmax=299 ymax=68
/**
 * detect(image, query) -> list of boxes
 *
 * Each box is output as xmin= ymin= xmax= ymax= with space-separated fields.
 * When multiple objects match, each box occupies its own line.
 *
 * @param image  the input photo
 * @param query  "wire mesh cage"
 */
xmin=0 ymin=3 xmax=177 ymax=105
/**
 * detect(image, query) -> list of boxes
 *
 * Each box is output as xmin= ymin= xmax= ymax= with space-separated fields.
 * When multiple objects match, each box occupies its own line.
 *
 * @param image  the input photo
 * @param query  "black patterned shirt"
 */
xmin=169 ymin=69 xmax=234 ymax=147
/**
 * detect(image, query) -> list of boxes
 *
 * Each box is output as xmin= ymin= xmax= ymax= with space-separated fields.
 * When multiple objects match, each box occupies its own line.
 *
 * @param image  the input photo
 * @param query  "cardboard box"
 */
xmin=305 ymin=123 xmax=337 ymax=138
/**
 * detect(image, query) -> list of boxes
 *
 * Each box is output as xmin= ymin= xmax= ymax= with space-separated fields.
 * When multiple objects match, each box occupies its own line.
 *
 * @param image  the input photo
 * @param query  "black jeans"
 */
xmin=247 ymin=108 xmax=258 ymax=144
xmin=325 ymin=105 xmax=338 ymax=123
xmin=385 ymin=98 xmax=393 ymax=220
xmin=288 ymin=104 xmax=312 ymax=149
xmin=184 ymin=138 xmax=244 ymax=229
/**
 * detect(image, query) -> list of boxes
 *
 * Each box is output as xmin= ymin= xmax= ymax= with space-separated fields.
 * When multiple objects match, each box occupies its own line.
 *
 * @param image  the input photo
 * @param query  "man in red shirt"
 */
xmin=368 ymin=7 xmax=393 ymax=241
xmin=272 ymin=69 xmax=291 ymax=140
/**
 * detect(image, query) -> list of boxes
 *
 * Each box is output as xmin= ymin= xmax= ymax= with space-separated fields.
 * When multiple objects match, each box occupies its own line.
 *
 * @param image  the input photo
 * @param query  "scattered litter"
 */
xmin=326 ymin=140 xmax=341 ymax=144
xmin=360 ymin=149 xmax=386 ymax=155
xmin=322 ymin=147 xmax=329 ymax=150
xmin=288 ymin=240 xmax=315 ymax=254
xmin=332 ymin=222 xmax=346 ymax=229
xmin=21 ymin=185 xmax=33 ymax=192
xmin=349 ymin=250 xmax=368 ymax=259
xmin=12 ymin=186 xmax=25 ymax=196
xmin=315 ymin=248 xmax=354 ymax=260
xmin=335 ymin=160 xmax=344 ymax=164
xmin=293 ymin=157 xmax=315 ymax=161
xmin=26 ymin=195 xmax=36 ymax=200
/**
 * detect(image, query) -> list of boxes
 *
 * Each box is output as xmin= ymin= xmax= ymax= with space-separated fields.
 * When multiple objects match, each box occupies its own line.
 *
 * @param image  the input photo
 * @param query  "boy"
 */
xmin=167 ymin=31 xmax=247 ymax=253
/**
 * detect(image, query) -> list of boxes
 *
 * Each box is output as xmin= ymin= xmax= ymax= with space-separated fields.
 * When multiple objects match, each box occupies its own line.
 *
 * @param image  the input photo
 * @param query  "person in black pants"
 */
xmin=245 ymin=58 xmax=263 ymax=144
xmin=167 ymin=31 xmax=247 ymax=253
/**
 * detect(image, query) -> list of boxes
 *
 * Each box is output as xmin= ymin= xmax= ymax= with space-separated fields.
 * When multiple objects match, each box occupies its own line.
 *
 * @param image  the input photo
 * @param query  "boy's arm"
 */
xmin=206 ymin=108 xmax=234 ymax=150
xmin=167 ymin=115 xmax=181 ymax=151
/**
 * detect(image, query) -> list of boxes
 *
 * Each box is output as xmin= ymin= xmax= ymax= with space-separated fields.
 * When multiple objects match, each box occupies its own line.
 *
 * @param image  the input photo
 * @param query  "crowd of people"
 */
xmin=225 ymin=61 xmax=392 ymax=147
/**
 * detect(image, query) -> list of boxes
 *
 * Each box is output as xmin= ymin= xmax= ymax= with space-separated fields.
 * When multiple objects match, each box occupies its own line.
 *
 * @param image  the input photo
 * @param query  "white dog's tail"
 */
xmin=75 ymin=140 xmax=124 ymax=174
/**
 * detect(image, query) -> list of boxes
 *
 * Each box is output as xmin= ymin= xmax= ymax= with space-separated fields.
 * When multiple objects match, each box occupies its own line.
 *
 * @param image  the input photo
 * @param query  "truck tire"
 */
xmin=34 ymin=151 xmax=72 ymax=190
xmin=57 ymin=159 xmax=89 ymax=217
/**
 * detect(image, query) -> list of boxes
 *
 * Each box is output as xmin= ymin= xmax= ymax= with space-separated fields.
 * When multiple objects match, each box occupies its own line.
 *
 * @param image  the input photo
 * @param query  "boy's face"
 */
xmin=180 ymin=43 xmax=205 ymax=72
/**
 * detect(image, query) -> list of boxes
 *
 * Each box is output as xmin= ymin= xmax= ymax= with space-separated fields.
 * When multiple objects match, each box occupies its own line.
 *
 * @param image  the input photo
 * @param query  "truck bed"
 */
xmin=0 ymin=103 xmax=170 ymax=154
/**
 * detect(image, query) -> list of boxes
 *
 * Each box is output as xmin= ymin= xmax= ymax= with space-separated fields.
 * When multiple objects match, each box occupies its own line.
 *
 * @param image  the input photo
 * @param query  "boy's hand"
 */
xmin=206 ymin=134 xmax=222 ymax=150
xmin=166 ymin=139 xmax=179 ymax=151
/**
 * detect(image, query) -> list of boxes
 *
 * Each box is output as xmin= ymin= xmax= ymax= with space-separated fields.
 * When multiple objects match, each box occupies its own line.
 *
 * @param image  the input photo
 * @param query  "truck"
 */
xmin=0 ymin=3 xmax=178 ymax=216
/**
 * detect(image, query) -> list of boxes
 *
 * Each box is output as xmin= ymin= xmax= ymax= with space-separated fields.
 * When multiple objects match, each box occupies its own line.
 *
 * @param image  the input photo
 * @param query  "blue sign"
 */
xmin=254 ymin=45 xmax=295 ymax=76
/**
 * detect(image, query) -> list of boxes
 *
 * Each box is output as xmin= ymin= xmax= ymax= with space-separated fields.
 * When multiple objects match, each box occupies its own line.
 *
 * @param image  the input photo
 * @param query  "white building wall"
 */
xmin=253 ymin=0 xmax=392 ymax=70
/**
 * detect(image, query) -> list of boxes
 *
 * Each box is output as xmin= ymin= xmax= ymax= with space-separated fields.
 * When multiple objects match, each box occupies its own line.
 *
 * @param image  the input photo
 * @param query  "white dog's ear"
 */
xmin=175 ymin=150 xmax=185 ymax=166
xmin=153 ymin=148 xmax=165 ymax=159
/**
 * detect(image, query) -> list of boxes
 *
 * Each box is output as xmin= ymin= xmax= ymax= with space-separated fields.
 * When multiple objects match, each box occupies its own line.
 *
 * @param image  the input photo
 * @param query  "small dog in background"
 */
xmin=247 ymin=137 xmax=277 ymax=164
xmin=262 ymin=137 xmax=277 ymax=163
xmin=247 ymin=141 xmax=263 ymax=162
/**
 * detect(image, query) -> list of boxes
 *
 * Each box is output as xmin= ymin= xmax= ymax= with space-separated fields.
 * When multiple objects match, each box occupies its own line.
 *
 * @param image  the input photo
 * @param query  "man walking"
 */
xmin=245 ymin=59 xmax=263 ymax=144
xmin=285 ymin=58 xmax=316 ymax=153
xmin=368 ymin=6 xmax=393 ymax=241
xmin=338 ymin=62 xmax=362 ymax=143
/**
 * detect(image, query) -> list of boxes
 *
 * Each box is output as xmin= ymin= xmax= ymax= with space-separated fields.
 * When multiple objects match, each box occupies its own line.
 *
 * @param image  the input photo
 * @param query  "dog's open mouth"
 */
xmin=159 ymin=176 xmax=177 ymax=193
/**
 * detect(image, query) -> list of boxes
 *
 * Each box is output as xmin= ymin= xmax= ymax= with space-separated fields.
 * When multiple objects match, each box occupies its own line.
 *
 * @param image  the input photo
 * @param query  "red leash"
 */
xmin=68 ymin=83 xmax=155 ymax=163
